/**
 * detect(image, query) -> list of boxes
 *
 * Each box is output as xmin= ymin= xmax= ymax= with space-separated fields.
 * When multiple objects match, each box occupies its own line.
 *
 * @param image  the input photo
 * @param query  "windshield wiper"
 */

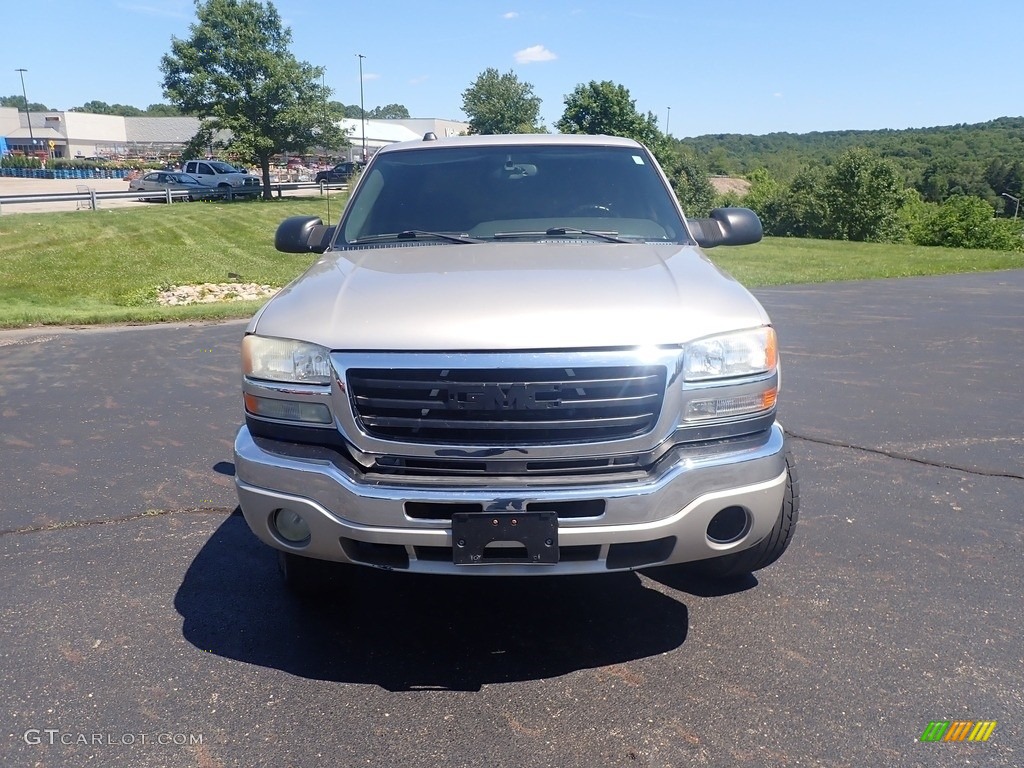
xmin=350 ymin=230 xmax=483 ymax=245
xmin=492 ymin=228 xmax=630 ymax=243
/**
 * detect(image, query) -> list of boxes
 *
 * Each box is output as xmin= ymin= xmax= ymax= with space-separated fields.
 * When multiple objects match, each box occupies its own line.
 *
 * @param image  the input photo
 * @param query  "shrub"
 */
xmin=912 ymin=195 xmax=1024 ymax=251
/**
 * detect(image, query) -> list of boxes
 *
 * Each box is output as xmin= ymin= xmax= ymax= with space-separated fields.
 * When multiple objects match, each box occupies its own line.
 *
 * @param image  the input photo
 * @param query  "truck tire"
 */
xmin=687 ymin=451 xmax=800 ymax=579
xmin=277 ymin=551 xmax=349 ymax=596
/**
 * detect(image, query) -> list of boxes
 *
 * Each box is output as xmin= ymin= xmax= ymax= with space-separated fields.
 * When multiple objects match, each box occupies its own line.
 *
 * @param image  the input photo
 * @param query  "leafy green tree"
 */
xmin=0 ymin=95 xmax=50 ymax=111
xmin=331 ymin=102 xmax=364 ymax=119
xmin=556 ymin=81 xmax=660 ymax=147
xmin=823 ymin=148 xmax=907 ymax=241
xmin=367 ymin=103 xmax=410 ymax=119
xmin=659 ymin=148 xmax=716 ymax=217
xmin=461 ymin=68 xmax=544 ymax=134
xmin=144 ymin=103 xmax=184 ymax=117
xmin=742 ymin=168 xmax=781 ymax=212
xmin=161 ymin=0 xmax=346 ymax=197
xmin=69 ymin=100 xmax=145 ymax=116
xmin=768 ymin=164 xmax=830 ymax=238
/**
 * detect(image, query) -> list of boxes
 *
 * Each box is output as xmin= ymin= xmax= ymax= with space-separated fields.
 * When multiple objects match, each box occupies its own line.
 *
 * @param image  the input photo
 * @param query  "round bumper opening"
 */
xmin=706 ymin=505 xmax=751 ymax=544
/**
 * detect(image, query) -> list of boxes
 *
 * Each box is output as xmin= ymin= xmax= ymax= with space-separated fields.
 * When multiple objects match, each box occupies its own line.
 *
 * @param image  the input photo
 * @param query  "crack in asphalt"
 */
xmin=0 ymin=506 xmax=237 ymax=537
xmin=789 ymin=431 xmax=1024 ymax=481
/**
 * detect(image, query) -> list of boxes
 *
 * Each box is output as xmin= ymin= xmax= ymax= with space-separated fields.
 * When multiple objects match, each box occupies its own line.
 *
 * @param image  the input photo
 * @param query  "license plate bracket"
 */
xmin=451 ymin=512 xmax=558 ymax=565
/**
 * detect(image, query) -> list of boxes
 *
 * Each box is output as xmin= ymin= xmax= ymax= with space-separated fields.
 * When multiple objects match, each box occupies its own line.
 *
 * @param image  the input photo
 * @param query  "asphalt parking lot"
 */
xmin=1 ymin=271 xmax=1021 ymax=767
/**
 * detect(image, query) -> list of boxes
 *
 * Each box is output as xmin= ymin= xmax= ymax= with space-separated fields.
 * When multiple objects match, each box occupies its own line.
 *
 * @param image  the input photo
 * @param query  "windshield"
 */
xmin=208 ymin=161 xmax=239 ymax=174
xmin=338 ymin=144 xmax=690 ymax=245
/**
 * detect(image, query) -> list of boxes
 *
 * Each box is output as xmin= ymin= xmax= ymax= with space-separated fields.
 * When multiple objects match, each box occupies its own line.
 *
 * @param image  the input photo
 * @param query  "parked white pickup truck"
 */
xmin=182 ymin=159 xmax=261 ymax=198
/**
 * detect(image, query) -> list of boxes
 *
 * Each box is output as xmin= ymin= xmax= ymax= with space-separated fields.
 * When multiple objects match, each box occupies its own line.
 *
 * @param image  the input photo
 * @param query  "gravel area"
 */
xmin=156 ymin=282 xmax=280 ymax=305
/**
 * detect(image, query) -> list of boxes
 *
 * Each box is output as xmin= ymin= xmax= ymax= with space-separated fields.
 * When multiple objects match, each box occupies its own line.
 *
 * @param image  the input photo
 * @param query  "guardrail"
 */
xmin=0 ymin=180 xmax=349 ymax=213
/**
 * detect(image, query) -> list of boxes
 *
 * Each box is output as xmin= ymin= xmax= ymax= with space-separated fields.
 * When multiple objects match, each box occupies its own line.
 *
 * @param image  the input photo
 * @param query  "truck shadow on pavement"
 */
xmin=175 ymin=511 xmax=695 ymax=692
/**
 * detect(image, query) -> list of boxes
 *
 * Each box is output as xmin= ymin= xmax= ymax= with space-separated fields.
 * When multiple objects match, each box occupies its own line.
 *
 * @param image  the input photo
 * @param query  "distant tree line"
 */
xmin=1 ymin=95 xmax=185 ymax=116
xmin=678 ymin=118 xmax=1024 ymax=211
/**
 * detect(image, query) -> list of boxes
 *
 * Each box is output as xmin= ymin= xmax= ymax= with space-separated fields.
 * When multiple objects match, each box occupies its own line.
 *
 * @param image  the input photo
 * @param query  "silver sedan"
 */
xmin=128 ymin=171 xmax=220 ymax=202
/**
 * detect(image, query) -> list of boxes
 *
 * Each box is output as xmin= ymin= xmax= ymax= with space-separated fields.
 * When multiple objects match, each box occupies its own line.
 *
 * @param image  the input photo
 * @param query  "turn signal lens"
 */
xmin=244 ymin=393 xmax=332 ymax=424
xmin=684 ymin=387 xmax=778 ymax=422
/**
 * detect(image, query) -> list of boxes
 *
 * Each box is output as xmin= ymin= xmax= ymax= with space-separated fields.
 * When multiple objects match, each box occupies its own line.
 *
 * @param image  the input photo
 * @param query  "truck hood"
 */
xmin=251 ymin=241 xmax=771 ymax=350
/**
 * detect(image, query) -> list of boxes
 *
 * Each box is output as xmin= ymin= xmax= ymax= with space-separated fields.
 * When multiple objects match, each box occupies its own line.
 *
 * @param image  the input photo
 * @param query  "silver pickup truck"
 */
xmin=234 ymin=133 xmax=798 ymax=593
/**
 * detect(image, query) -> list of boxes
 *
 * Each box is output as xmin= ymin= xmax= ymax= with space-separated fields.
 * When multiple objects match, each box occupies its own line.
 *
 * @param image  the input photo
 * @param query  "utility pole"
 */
xmin=665 ymin=106 xmax=671 ymax=136
xmin=15 ymin=68 xmax=35 ymax=150
xmin=356 ymin=54 xmax=367 ymax=163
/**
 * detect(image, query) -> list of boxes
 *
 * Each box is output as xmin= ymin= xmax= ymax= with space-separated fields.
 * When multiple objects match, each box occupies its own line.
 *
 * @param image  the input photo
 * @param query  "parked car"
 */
xmin=236 ymin=133 xmax=798 ymax=594
xmin=181 ymin=160 xmax=262 ymax=198
xmin=128 ymin=171 xmax=219 ymax=202
xmin=314 ymin=161 xmax=360 ymax=184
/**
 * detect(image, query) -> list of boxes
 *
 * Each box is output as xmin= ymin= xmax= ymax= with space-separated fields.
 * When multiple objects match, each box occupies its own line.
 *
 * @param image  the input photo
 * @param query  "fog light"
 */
xmin=274 ymin=508 xmax=311 ymax=544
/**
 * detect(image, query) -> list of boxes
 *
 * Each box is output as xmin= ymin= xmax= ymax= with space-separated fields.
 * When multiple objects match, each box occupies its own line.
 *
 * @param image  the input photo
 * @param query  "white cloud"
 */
xmin=773 ymin=92 xmax=783 ymax=98
xmin=363 ymin=73 xmax=381 ymax=82
xmin=409 ymin=75 xmax=429 ymax=86
xmin=514 ymin=45 xmax=557 ymax=64
xmin=503 ymin=11 xmax=519 ymax=19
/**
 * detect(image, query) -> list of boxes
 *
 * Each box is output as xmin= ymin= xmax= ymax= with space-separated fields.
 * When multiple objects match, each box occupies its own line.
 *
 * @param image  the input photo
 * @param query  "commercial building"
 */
xmin=0 ymin=107 xmax=468 ymax=161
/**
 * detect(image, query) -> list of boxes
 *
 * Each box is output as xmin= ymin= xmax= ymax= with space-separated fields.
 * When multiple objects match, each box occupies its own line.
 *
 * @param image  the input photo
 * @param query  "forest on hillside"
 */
xmin=677 ymin=117 xmax=1024 ymax=208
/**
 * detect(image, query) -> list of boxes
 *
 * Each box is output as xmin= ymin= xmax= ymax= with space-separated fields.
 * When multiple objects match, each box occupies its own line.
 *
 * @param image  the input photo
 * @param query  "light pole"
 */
xmin=665 ymin=106 xmax=671 ymax=136
xmin=1001 ymin=192 xmax=1020 ymax=220
xmin=356 ymin=54 xmax=367 ymax=163
xmin=15 ymin=68 xmax=35 ymax=149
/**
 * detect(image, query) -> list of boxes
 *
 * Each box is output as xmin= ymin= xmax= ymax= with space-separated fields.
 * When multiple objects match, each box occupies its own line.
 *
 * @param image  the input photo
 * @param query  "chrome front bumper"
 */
xmin=233 ymin=424 xmax=789 ymax=575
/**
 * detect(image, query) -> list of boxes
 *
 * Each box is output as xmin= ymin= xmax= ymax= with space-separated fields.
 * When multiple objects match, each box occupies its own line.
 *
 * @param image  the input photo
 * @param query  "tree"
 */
xmin=367 ymin=103 xmax=410 ymax=119
xmin=823 ymin=148 xmax=907 ymax=241
xmin=659 ymin=148 xmax=716 ymax=217
xmin=767 ymin=164 xmax=830 ymax=238
xmin=69 ymin=100 xmax=145 ymax=116
xmin=0 ymin=95 xmax=50 ymax=112
xmin=556 ymin=81 xmax=660 ymax=148
xmin=461 ymin=68 xmax=544 ymax=135
xmin=160 ymin=0 xmax=346 ymax=198
xmin=331 ymin=102 xmax=364 ymax=119
xmin=144 ymin=103 xmax=184 ymax=117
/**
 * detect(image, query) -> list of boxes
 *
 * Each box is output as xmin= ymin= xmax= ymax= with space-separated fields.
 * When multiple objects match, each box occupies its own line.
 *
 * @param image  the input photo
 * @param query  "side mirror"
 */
xmin=274 ymin=216 xmax=336 ymax=254
xmin=689 ymin=207 xmax=763 ymax=249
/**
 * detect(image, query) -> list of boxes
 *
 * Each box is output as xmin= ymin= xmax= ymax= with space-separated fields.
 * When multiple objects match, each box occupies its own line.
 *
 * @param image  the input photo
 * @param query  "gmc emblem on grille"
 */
xmin=447 ymin=383 xmax=562 ymax=410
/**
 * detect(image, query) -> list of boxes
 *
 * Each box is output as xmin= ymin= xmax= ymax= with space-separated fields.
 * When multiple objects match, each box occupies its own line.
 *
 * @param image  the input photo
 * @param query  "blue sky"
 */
xmin=3 ymin=0 xmax=1021 ymax=138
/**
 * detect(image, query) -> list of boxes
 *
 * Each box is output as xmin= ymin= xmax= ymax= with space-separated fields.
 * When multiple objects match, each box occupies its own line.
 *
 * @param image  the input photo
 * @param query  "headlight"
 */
xmin=242 ymin=335 xmax=332 ymax=384
xmin=683 ymin=327 xmax=777 ymax=382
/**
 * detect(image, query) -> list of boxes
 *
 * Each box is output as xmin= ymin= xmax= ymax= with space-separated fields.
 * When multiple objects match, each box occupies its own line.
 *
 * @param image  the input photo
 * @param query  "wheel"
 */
xmin=277 ymin=550 xmax=350 ymax=596
xmin=687 ymin=451 xmax=800 ymax=579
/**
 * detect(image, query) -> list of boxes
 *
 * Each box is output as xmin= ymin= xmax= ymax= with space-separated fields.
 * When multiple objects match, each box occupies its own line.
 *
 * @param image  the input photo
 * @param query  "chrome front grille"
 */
xmin=346 ymin=365 xmax=666 ymax=445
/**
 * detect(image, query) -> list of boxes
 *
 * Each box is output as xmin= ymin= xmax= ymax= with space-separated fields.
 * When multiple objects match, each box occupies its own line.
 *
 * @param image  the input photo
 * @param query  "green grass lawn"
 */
xmin=1 ymin=198 xmax=1021 ymax=328
xmin=712 ymin=236 xmax=1024 ymax=286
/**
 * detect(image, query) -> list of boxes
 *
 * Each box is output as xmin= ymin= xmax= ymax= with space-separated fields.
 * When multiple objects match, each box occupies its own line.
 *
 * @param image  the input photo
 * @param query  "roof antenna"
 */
xmin=423 ymin=131 xmax=437 ymax=141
